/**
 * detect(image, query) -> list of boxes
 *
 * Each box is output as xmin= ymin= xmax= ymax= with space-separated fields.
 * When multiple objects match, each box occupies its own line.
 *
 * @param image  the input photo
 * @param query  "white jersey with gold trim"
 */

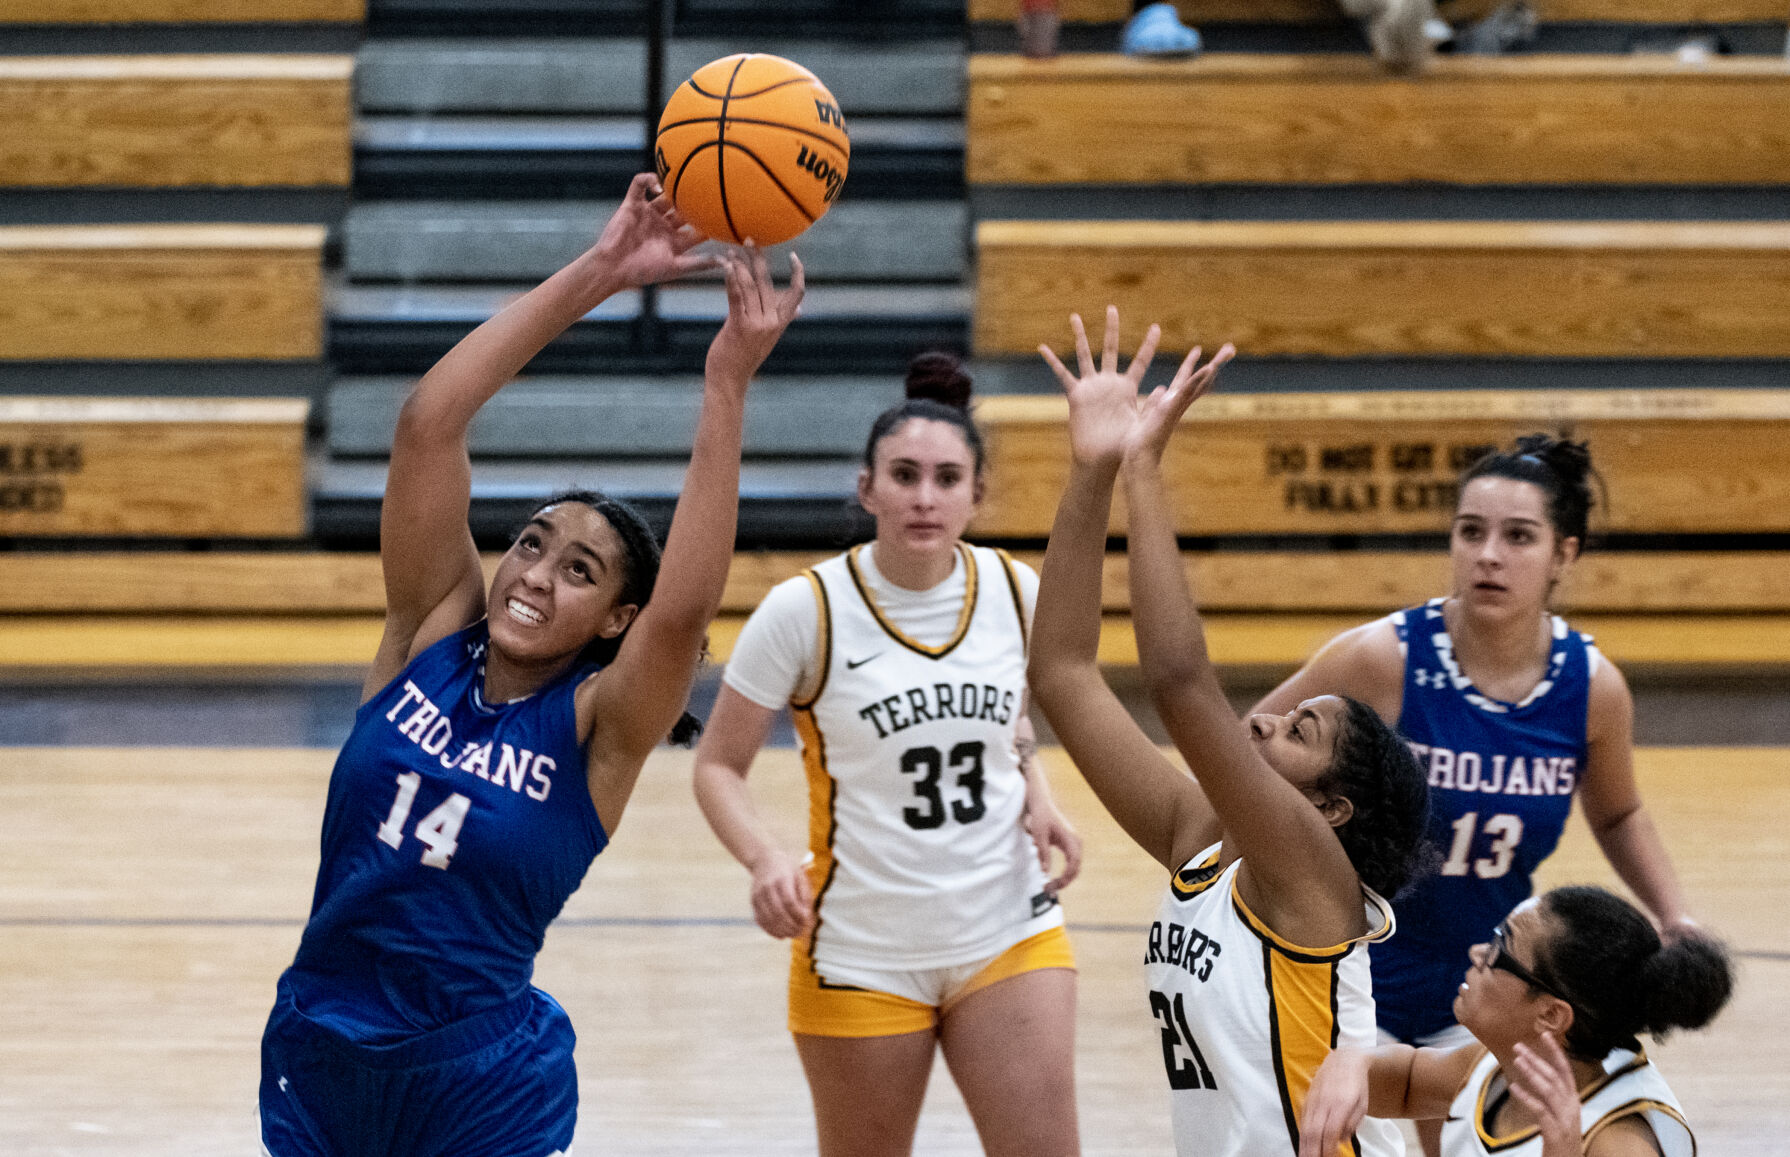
xmin=792 ymin=543 xmax=1060 ymax=972
xmin=1148 ymin=844 xmax=1403 ymax=1157
xmin=1442 ymin=1046 xmax=1692 ymax=1157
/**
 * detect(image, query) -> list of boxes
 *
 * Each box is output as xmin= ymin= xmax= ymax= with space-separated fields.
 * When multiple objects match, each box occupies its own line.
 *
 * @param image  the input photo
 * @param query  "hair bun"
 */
xmin=1638 ymin=933 xmax=1734 ymax=1036
xmin=905 ymin=351 xmax=973 ymax=410
xmin=1513 ymin=433 xmax=1594 ymax=491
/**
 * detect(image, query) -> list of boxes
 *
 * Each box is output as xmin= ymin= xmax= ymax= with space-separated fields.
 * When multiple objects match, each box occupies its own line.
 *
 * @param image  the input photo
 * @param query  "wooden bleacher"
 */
xmin=1 ymin=546 xmax=1787 ymax=669
xmin=968 ymin=1 xmax=1790 ymax=23
xmin=969 ymin=389 xmax=1790 ymax=536
xmin=968 ymin=55 xmax=1790 ymax=187
xmin=0 ymin=397 xmax=309 ymax=538
xmin=0 ymin=0 xmax=363 ymax=19
xmin=0 ymin=225 xmax=326 ymax=360
xmin=976 ymin=220 xmax=1790 ymax=358
xmin=0 ymin=56 xmax=352 ymax=188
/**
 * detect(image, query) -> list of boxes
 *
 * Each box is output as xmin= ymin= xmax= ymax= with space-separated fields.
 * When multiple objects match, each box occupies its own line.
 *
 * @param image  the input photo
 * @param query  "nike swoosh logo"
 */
xmin=845 ymin=653 xmax=883 ymax=669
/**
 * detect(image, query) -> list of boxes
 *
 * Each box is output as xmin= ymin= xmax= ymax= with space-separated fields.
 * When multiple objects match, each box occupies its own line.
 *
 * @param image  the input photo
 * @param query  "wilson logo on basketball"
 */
xmin=814 ymin=100 xmax=844 ymax=129
xmin=796 ymin=145 xmax=844 ymax=203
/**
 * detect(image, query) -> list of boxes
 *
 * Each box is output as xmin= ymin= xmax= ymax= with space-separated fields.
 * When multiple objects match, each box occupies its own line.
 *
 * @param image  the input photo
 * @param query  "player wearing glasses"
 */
xmin=1298 ymin=885 xmax=1732 ymax=1157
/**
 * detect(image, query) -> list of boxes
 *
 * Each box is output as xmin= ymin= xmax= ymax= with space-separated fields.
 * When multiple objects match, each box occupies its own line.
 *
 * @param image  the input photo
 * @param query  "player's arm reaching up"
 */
xmin=1027 ymin=308 xmax=1230 ymax=872
xmin=578 ymin=242 xmax=805 ymax=830
xmin=368 ymin=174 xmax=716 ymax=700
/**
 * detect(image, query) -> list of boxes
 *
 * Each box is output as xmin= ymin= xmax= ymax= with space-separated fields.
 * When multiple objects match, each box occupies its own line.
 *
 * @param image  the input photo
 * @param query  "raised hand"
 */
xmin=1508 ymin=1033 xmax=1583 ymax=1157
xmin=706 ymin=242 xmax=806 ymax=392
xmin=591 ymin=172 xmax=719 ymax=289
xmin=1039 ymin=306 xmax=1163 ymax=468
xmin=1121 ymin=340 xmax=1234 ymax=467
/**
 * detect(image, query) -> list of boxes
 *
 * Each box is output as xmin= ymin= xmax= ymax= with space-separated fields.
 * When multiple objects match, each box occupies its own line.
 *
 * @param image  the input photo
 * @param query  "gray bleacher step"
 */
xmin=310 ymin=454 xmax=869 ymax=548
xmin=316 ymin=455 xmax=860 ymax=500
xmin=328 ymin=374 xmax=908 ymax=458
xmin=356 ymin=38 xmax=964 ymax=115
xmin=343 ymin=199 xmax=967 ymax=282
xmin=329 ymin=281 xmax=971 ymax=323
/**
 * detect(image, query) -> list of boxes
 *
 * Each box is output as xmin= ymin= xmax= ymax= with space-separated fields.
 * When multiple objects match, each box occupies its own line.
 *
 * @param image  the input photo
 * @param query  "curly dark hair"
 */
xmin=521 ymin=490 xmax=701 ymax=747
xmin=1533 ymin=885 xmax=1734 ymax=1059
xmin=1311 ymin=697 xmax=1436 ymax=900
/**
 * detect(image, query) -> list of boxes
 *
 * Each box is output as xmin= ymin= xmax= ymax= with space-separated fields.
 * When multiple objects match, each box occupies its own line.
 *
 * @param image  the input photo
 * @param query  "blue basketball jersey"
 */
xmin=282 ymin=622 xmax=608 ymax=1045
xmin=1375 ymin=598 xmax=1592 ymax=1042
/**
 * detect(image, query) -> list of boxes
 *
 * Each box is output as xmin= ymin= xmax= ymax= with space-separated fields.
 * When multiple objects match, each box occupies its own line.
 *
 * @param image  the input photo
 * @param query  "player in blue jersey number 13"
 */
xmin=258 ymin=175 xmax=804 ymax=1157
xmin=1253 ymin=433 xmax=1705 ymax=1157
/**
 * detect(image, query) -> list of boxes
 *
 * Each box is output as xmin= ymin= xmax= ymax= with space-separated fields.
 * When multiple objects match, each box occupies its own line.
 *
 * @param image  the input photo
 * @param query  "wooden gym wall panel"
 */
xmin=0 ymin=56 xmax=353 ymax=188
xmin=969 ymin=389 xmax=1790 ymax=538
xmin=0 ymin=398 xmax=308 ymax=538
xmin=967 ymin=55 xmax=1790 ymax=187
xmin=0 ymin=225 xmax=325 ymax=360
xmin=967 ymin=1 xmax=1789 ymax=21
xmin=0 ymin=0 xmax=364 ymax=20
xmin=975 ymin=220 xmax=1790 ymax=358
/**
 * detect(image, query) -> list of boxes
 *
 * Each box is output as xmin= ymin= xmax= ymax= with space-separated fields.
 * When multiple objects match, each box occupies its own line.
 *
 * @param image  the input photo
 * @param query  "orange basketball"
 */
xmin=655 ymin=53 xmax=849 ymax=247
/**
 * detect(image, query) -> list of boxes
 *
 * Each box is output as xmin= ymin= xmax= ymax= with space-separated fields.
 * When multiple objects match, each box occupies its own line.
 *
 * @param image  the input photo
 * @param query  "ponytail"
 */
xmin=1537 ymin=886 xmax=1734 ymax=1058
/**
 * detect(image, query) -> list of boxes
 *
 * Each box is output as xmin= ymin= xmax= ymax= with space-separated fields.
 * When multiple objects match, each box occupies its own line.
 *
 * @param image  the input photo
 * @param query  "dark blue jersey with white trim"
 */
xmin=283 ymin=622 xmax=607 ymax=1045
xmin=1375 ymin=598 xmax=1592 ymax=1042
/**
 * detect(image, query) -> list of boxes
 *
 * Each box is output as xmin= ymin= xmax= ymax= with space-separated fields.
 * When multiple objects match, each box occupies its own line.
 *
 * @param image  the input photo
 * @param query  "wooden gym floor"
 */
xmin=1 ymin=732 xmax=1785 ymax=1155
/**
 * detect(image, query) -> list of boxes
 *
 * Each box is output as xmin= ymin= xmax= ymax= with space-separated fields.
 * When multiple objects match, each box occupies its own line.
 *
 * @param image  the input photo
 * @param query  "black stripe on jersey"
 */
xmin=993 ymin=547 xmax=1029 ymax=655
xmin=844 ymin=543 xmax=977 ymax=659
xmin=792 ymin=569 xmax=833 ymax=709
xmin=797 ymin=709 xmax=843 ymax=978
xmin=1232 ymin=894 xmax=1356 ymax=964
xmin=1264 ymin=939 xmax=1302 ymax=1154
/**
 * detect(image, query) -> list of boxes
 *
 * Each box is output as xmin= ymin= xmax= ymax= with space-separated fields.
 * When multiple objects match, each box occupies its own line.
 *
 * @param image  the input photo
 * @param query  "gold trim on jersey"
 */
xmin=843 ymin=542 xmax=978 ymax=659
xmin=1582 ymin=1098 xmax=1694 ymax=1156
xmin=1169 ymin=846 xmax=1224 ymax=900
xmin=790 ymin=569 xmax=832 ymax=710
xmin=1230 ymin=876 xmax=1396 ymax=962
xmin=992 ymin=547 xmax=1029 ymax=655
xmin=1260 ymin=941 xmax=1351 ymax=1157
xmin=792 ymin=706 xmax=841 ymax=976
xmin=1471 ymin=1051 xmax=1649 ymax=1151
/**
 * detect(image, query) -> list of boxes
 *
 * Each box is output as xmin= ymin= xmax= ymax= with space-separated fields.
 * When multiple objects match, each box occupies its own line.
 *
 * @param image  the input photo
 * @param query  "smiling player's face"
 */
xmin=1450 ymin=477 xmax=1576 ymax=620
xmin=486 ymin=503 xmax=637 ymax=665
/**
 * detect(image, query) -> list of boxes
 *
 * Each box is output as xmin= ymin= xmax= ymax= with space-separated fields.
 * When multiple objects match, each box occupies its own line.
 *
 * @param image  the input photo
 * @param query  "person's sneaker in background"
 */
xmin=1454 ymin=1 xmax=1538 ymax=55
xmin=1121 ymin=3 xmax=1203 ymax=57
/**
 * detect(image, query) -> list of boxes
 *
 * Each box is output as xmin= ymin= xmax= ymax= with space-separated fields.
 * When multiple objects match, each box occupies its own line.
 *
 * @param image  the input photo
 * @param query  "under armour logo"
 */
xmin=1415 ymin=668 xmax=1446 ymax=689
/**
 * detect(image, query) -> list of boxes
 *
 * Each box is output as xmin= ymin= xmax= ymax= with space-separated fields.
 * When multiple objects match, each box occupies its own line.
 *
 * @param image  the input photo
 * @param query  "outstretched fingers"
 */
xmin=1126 ymin=323 xmax=1162 ymax=385
xmin=1099 ymin=304 xmax=1124 ymax=376
xmin=1039 ymin=343 xmax=1076 ymax=392
xmin=1070 ymin=312 xmax=1095 ymax=379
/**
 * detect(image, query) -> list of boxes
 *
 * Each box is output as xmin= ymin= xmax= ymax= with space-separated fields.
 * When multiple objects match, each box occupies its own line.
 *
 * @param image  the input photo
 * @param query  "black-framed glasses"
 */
xmin=1487 ymin=923 xmax=1574 ymax=1005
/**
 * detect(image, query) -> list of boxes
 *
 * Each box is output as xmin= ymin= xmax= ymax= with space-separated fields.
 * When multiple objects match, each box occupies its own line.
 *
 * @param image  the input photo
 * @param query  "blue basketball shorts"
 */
xmin=260 ymin=983 xmax=578 ymax=1157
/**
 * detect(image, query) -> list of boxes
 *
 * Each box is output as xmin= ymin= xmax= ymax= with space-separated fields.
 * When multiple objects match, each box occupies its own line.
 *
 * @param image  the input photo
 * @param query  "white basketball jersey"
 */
xmin=1443 ymin=1046 xmax=1693 ymax=1157
xmin=792 ymin=543 xmax=1059 ymax=972
xmin=1148 ymin=845 xmax=1403 ymax=1157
